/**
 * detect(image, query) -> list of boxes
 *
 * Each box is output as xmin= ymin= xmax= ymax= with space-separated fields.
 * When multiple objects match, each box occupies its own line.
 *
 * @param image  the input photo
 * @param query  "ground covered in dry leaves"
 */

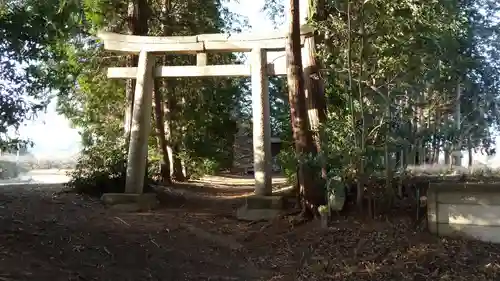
xmin=0 ymin=177 xmax=499 ymax=281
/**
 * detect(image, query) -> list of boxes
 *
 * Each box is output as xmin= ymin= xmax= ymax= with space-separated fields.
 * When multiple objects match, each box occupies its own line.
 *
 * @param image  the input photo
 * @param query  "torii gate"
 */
xmin=97 ymin=26 xmax=313 ymax=197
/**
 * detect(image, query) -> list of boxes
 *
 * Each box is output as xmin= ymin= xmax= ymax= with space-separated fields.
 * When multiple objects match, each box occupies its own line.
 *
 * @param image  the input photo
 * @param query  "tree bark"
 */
xmin=157 ymin=0 xmax=186 ymax=181
xmin=124 ymin=0 xmax=150 ymax=144
xmin=286 ymin=0 xmax=321 ymax=218
xmin=357 ymin=3 xmax=367 ymax=212
xmin=164 ymin=85 xmax=187 ymax=182
xmin=452 ymin=82 xmax=462 ymax=166
xmin=304 ymin=0 xmax=327 ymax=179
xmin=153 ymin=79 xmax=172 ymax=185
xmin=468 ymin=137 xmax=473 ymax=167
xmin=149 ymin=0 xmax=173 ymax=185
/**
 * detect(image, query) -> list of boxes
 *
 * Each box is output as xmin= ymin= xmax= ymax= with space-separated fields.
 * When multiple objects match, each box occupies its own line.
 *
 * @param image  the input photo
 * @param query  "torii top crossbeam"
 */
xmin=98 ymin=25 xmax=313 ymax=54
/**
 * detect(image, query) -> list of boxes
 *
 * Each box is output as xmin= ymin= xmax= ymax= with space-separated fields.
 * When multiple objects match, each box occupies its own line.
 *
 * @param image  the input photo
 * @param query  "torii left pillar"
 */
xmin=100 ymin=50 xmax=158 ymax=209
xmin=251 ymin=48 xmax=273 ymax=196
xmin=125 ymin=50 xmax=155 ymax=194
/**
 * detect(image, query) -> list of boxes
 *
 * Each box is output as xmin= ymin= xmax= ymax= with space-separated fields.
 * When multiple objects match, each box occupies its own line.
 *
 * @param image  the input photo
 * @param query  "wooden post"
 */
xmin=251 ymin=48 xmax=272 ymax=196
xmin=125 ymin=50 xmax=155 ymax=194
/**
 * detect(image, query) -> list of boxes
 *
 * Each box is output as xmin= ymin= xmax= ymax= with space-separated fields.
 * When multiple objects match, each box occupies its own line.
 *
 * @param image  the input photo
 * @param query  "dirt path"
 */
xmin=0 ymin=184 xmax=268 ymax=281
xmin=1 ymin=178 xmax=500 ymax=281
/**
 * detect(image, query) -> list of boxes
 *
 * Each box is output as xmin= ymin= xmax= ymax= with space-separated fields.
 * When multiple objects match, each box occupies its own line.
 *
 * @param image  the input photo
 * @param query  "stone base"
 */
xmin=236 ymin=195 xmax=284 ymax=221
xmin=245 ymin=195 xmax=284 ymax=209
xmin=101 ymin=193 xmax=159 ymax=212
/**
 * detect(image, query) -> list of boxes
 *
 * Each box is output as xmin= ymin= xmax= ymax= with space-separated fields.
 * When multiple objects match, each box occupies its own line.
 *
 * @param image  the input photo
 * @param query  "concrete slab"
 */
xmin=101 ymin=193 xmax=159 ymax=211
xmin=101 ymin=193 xmax=139 ymax=205
xmin=245 ymin=195 xmax=284 ymax=210
xmin=236 ymin=205 xmax=281 ymax=221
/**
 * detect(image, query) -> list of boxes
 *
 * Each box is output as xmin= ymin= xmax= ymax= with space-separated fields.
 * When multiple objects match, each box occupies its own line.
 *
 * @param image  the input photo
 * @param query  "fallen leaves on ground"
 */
xmin=0 ymin=182 xmax=499 ymax=281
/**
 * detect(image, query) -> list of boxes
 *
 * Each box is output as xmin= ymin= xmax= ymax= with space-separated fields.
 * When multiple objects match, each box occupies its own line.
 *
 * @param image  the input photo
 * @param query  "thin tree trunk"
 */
xmin=357 ymin=4 xmax=367 ymax=213
xmin=417 ymin=91 xmax=425 ymax=164
xmin=408 ymin=94 xmax=417 ymax=165
xmin=124 ymin=1 xmax=136 ymax=143
xmin=165 ymin=86 xmax=186 ymax=182
xmin=385 ymin=87 xmax=393 ymax=201
xmin=158 ymin=0 xmax=185 ymax=181
xmin=432 ymin=108 xmax=440 ymax=163
xmin=452 ymin=82 xmax=462 ymax=166
xmin=153 ymin=79 xmax=172 ymax=185
xmin=346 ymin=0 xmax=358 ymax=198
xmin=286 ymin=0 xmax=320 ymax=218
xmin=468 ymin=137 xmax=473 ymax=167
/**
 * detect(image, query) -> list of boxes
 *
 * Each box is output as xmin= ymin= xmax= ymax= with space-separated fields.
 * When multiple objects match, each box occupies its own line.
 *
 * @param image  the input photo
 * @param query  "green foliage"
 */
xmin=262 ymin=0 xmax=500 ymax=207
xmin=53 ymin=0 xmax=251 ymax=183
xmin=276 ymin=146 xmax=297 ymax=185
xmin=66 ymin=140 xmax=127 ymax=196
xmin=0 ymin=0 xmax=83 ymax=148
xmin=191 ymin=158 xmax=221 ymax=178
xmin=66 ymin=139 xmax=153 ymax=196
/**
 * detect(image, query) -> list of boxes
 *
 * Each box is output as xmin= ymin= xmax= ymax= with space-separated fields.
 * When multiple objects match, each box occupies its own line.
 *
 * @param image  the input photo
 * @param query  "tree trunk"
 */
xmin=452 ymin=82 xmax=462 ymax=166
xmin=124 ymin=0 xmax=150 ymax=144
xmin=357 ymin=4 xmax=367 ymax=213
xmin=304 ymin=0 xmax=327 ymax=179
xmin=432 ymin=108 xmax=440 ymax=163
xmin=286 ymin=0 xmax=320 ymax=218
xmin=468 ymin=137 xmax=473 ymax=167
xmin=384 ymin=88 xmax=393 ymax=199
xmin=158 ymin=0 xmax=185 ymax=182
xmin=347 ymin=0 xmax=357 ymax=181
xmin=164 ymin=86 xmax=187 ymax=182
xmin=153 ymin=79 xmax=172 ymax=185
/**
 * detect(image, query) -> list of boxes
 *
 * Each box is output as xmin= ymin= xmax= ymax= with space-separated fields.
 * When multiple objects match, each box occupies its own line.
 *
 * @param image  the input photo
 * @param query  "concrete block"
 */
xmin=236 ymin=205 xmax=280 ymax=221
xmin=101 ymin=193 xmax=159 ymax=212
xmin=101 ymin=193 xmax=139 ymax=205
xmin=245 ymin=195 xmax=284 ymax=210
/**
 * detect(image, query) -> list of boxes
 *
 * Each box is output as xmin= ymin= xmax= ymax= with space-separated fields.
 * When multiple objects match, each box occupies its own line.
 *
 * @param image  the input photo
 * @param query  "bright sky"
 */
xmin=15 ymin=0 xmax=500 ymax=166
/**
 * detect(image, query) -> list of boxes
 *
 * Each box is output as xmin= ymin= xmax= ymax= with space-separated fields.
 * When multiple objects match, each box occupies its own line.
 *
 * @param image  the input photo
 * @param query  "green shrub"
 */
xmin=276 ymin=147 xmax=298 ymax=185
xmin=66 ymin=140 xmax=153 ymax=196
xmin=179 ymin=151 xmax=221 ymax=179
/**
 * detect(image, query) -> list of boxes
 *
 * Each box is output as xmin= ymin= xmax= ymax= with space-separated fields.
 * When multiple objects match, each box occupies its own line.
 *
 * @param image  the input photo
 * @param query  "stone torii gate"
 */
xmin=97 ymin=26 xmax=313 ymax=198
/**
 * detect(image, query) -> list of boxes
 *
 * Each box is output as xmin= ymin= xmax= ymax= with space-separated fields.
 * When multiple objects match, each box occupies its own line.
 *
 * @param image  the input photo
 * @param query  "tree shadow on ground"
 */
xmin=2 ymin=180 xmax=500 ymax=281
xmin=0 ymin=184 xmax=270 ymax=281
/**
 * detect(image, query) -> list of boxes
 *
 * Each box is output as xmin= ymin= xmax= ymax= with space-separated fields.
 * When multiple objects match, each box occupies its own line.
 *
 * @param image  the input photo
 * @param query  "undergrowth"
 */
xmin=66 ymin=140 xmax=154 ymax=196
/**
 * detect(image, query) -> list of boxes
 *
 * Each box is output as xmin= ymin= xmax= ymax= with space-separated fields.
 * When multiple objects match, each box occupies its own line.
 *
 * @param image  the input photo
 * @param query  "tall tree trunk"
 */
xmin=384 ymin=87 xmax=393 ymax=200
xmin=357 ymin=4 xmax=367 ymax=213
xmin=304 ymin=0 xmax=327 ymax=179
xmin=452 ymin=82 xmax=462 ymax=166
xmin=124 ymin=0 xmax=149 ymax=144
xmin=150 ymin=0 xmax=172 ymax=185
xmin=417 ymin=91 xmax=425 ymax=164
xmin=347 ymin=0 xmax=357 ymax=180
xmin=287 ymin=0 xmax=320 ymax=218
xmin=432 ymin=108 xmax=440 ymax=163
xmin=158 ymin=0 xmax=185 ymax=181
xmin=165 ymin=84 xmax=186 ymax=181
xmin=468 ymin=137 xmax=473 ymax=167
xmin=153 ymin=79 xmax=172 ymax=185
xmin=408 ymin=94 xmax=417 ymax=165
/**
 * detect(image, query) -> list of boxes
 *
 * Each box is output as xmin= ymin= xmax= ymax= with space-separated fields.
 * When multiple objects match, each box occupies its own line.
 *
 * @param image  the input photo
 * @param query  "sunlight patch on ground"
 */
xmin=0 ymin=169 xmax=71 ymax=186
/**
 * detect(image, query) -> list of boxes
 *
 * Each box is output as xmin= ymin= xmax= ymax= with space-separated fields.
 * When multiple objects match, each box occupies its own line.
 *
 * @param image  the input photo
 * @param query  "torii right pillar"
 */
xmin=251 ymin=47 xmax=273 ymax=196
